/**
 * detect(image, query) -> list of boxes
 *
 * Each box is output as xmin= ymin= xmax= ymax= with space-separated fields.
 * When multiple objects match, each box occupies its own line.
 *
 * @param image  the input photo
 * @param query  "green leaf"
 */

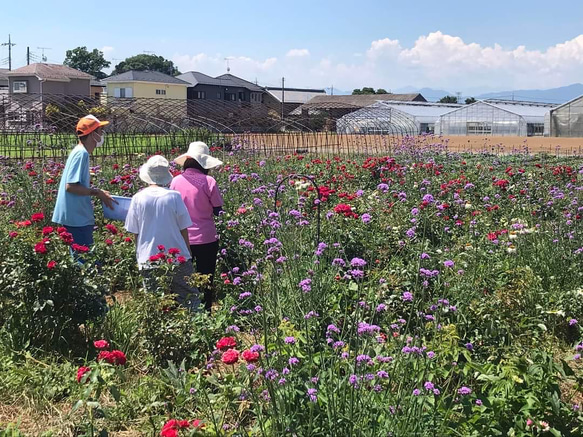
xmin=109 ymin=385 xmax=121 ymax=402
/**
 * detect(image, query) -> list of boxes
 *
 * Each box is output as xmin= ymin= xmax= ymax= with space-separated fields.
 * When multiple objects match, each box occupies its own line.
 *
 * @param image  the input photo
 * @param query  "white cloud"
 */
xmin=172 ymin=33 xmax=583 ymax=93
xmin=286 ymin=49 xmax=310 ymax=57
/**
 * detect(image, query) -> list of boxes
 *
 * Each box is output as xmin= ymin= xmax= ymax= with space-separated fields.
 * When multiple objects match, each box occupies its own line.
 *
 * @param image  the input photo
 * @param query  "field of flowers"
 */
xmin=0 ymin=142 xmax=582 ymax=436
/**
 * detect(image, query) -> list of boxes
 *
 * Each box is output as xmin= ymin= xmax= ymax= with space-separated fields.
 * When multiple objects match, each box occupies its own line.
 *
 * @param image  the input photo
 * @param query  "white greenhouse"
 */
xmin=548 ymin=95 xmax=583 ymax=137
xmin=436 ymin=100 xmax=556 ymax=137
xmin=336 ymin=100 xmax=462 ymax=136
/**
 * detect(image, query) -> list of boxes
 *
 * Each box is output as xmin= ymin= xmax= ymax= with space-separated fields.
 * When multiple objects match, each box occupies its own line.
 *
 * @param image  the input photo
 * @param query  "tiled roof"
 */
xmin=7 ymin=63 xmax=93 ymax=81
xmin=177 ymin=71 xmax=224 ymax=86
xmin=103 ymin=70 xmax=190 ymax=85
xmin=215 ymin=73 xmax=264 ymax=92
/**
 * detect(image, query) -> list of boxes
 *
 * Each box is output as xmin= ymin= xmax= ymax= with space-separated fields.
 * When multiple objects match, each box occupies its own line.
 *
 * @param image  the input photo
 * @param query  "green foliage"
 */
xmin=63 ymin=46 xmax=111 ymax=80
xmin=352 ymin=87 xmax=386 ymax=95
xmin=439 ymin=95 xmax=459 ymax=103
xmin=112 ymin=54 xmax=180 ymax=76
xmin=465 ymin=97 xmax=477 ymax=104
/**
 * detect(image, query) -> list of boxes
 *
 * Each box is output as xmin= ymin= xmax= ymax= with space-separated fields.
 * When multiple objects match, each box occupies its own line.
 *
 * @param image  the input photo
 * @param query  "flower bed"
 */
xmin=0 ymin=144 xmax=581 ymax=435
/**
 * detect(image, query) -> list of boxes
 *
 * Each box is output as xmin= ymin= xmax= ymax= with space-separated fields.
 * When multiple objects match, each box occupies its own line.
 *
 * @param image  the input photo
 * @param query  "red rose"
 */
xmin=124 ymin=237 xmax=132 ymax=243
xmin=93 ymin=339 xmax=110 ymax=349
xmin=59 ymin=232 xmax=74 ymax=245
xmin=177 ymin=256 xmax=186 ymax=264
xmin=157 ymin=244 xmax=166 ymax=251
xmin=16 ymin=220 xmax=32 ymax=227
xmin=76 ymin=366 xmax=91 ymax=383
xmin=222 ymin=349 xmax=239 ymax=365
xmin=168 ymin=247 xmax=181 ymax=255
xmin=105 ymin=224 xmax=118 ymax=235
xmin=105 ymin=239 xmax=113 ymax=246
xmin=149 ymin=254 xmax=162 ymax=262
xmin=98 ymin=349 xmax=127 ymax=365
xmin=56 ymin=226 xmax=67 ymax=233
xmin=216 ymin=336 xmax=237 ymax=351
xmin=242 ymin=349 xmax=259 ymax=363
xmin=42 ymin=226 xmax=54 ymax=235
xmin=34 ymin=242 xmax=48 ymax=254
xmin=160 ymin=419 xmax=191 ymax=437
xmin=47 ymin=260 xmax=57 ymax=269
xmin=71 ymin=244 xmax=90 ymax=253
xmin=191 ymin=419 xmax=204 ymax=429
xmin=8 ymin=231 xmax=18 ymax=239
xmin=31 ymin=212 xmax=44 ymax=222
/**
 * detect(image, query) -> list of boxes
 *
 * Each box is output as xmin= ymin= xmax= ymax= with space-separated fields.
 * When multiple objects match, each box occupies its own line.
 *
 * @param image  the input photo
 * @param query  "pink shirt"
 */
xmin=170 ymin=168 xmax=223 ymax=245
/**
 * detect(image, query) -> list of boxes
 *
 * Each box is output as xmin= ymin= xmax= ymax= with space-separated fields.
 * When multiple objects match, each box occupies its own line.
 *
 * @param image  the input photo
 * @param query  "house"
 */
xmin=0 ymin=69 xmax=9 ymax=93
xmin=91 ymin=79 xmax=106 ymax=99
xmin=102 ymin=70 xmax=190 ymax=130
xmin=2 ymin=64 xmax=93 ymax=130
xmin=103 ymin=70 xmax=189 ymax=100
xmin=177 ymin=71 xmax=265 ymax=103
xmin=7 ymin=63 xmax=93 ymax=96
xmin=264 ymin=86 xmax=327 ymax=115
xmin=176 ymin=71 xmax=270 ymax=131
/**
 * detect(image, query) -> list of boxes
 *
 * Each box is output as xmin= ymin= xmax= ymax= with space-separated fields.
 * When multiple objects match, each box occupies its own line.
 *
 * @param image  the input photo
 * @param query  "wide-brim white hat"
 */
xmin=139 ymin=155 xmax=173 ymax=186
xmin=174 ymin=141 xmax=223 ymax=169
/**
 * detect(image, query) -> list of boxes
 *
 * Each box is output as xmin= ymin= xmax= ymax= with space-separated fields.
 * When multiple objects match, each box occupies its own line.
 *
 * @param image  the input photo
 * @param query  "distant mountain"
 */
xmin=393 ymin=87 xmax=453 ymax=101
xmin=476 ymin=83 xmax=583 ymax=104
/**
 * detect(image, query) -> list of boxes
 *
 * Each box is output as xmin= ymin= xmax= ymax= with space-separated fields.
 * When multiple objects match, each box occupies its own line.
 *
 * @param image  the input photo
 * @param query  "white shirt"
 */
xmin=125 ymin=186 xmax=193 ymax=268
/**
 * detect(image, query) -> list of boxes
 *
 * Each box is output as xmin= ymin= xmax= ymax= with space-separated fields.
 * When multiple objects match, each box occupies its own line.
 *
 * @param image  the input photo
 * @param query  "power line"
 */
xmin=1 ymin=34 xmax=16 ymax=70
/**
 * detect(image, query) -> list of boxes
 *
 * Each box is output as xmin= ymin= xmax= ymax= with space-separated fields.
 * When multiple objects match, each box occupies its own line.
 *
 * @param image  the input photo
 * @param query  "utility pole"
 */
xmin=281 ymin=77 xmax=285 ymax=120
xmin=331 ymin=85 xmax=334 ymax=95
xmin=1 ymin=35 xmax=16 ymax=70
xmin=26 ymin=46 xmax=30 ymax=65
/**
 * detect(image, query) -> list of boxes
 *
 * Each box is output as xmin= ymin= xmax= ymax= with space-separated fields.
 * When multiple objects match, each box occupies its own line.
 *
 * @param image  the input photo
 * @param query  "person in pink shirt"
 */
xmin=171 ymin=142 xmax=224 ymax=311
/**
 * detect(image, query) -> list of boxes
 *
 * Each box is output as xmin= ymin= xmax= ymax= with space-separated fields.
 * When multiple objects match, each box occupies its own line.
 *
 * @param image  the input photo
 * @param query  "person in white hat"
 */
xmin=171 ymin=142 xmax=224 ymax=311
xmin=124 ymin=155 xmax=200 ymax=310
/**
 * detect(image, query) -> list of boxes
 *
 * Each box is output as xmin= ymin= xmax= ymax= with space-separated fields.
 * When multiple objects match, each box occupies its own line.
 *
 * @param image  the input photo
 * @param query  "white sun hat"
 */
xmin=174 ymin=141 xmax=223 ymax=169
xmin=139 ymin=155 xmax=173 ymax=186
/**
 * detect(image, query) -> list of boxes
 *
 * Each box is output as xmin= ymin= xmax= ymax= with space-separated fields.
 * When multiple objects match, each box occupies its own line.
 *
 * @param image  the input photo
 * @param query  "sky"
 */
xmin=3 ymin=0 xmax=583 ymax=94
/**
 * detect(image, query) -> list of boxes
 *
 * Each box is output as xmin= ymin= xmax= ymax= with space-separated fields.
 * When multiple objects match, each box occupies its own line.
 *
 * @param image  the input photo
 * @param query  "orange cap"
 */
xmin=76 ymin=115 xmax=109 ymax=136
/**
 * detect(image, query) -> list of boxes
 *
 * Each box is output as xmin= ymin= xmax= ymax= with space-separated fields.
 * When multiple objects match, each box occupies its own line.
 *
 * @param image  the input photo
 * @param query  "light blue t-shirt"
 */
xmin=52 ymin=144 xmax=94 ymax=227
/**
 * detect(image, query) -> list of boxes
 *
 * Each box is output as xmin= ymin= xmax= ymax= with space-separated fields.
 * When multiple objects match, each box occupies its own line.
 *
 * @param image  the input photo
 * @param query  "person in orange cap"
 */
xmin=52 ymin=115 xmax=117 ymax=250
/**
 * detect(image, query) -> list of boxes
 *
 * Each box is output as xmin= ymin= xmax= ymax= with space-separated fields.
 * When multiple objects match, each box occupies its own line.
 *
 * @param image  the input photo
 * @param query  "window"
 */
xmin=114 ymin=87 xmax=133 ymax=98
xmin=216 ymin=92 xmax=222 ymax=99
xmin=238 ymin=92 xmax=245 ymax=101
xmin=251 ymin=93 xmax=262 ymax=103
xmin=467 ymin=122 xmax=492 ymax=135
xmin=12 ymin=81 xmax=27 ymax=93
xmin=196 ymin=91 xmax=206 ymax=99
xmin=155 ymin=89 xmax=166 ymax=95
xmin=225 ymin=93 xmax=236 ymax=101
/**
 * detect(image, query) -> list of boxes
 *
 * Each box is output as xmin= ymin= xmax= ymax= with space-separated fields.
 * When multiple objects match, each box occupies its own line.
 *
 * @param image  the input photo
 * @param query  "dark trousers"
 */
xmin=190 ymin=240 xmax=219 ymax=311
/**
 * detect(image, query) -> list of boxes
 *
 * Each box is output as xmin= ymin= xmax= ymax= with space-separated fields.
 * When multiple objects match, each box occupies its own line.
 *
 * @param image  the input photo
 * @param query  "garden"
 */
xmin=0 ymin=138 xmax=581 ymax=436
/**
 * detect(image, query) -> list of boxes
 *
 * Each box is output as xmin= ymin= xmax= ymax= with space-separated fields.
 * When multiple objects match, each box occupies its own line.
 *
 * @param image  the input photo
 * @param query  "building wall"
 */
xmin=187 ymin=84 xmax=263 ymax=103
xmin=107 ymin=82 xmax=187 ymax=100
xmin=438 ymin=102 xmax=526 ymax=136
xmin=8 ymin=76 xmax=41 ymax=94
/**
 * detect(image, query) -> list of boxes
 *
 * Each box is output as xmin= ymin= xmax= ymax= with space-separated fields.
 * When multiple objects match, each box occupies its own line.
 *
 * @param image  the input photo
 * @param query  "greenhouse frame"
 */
xmin=548 ymin=95 xmax=583 ymax=137
xmin=436 ymin=100 xmax=556 ymax=137
xmin=336 ymin=100 xmax=461 ymax=136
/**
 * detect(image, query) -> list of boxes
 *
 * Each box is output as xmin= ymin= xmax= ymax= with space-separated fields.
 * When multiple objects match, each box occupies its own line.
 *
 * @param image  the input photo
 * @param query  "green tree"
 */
xmin=63 ymin=47 xmax=111 ymax=80
xmin=352 ymin=87 xmax=385 ymax=95
xmin=439 ymin=95 xmax=459 ymax=103
xmin=465 ymin=97 xmax=477 ymax=104
xmin=112 ymin=54 xmax=180 ymax=76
